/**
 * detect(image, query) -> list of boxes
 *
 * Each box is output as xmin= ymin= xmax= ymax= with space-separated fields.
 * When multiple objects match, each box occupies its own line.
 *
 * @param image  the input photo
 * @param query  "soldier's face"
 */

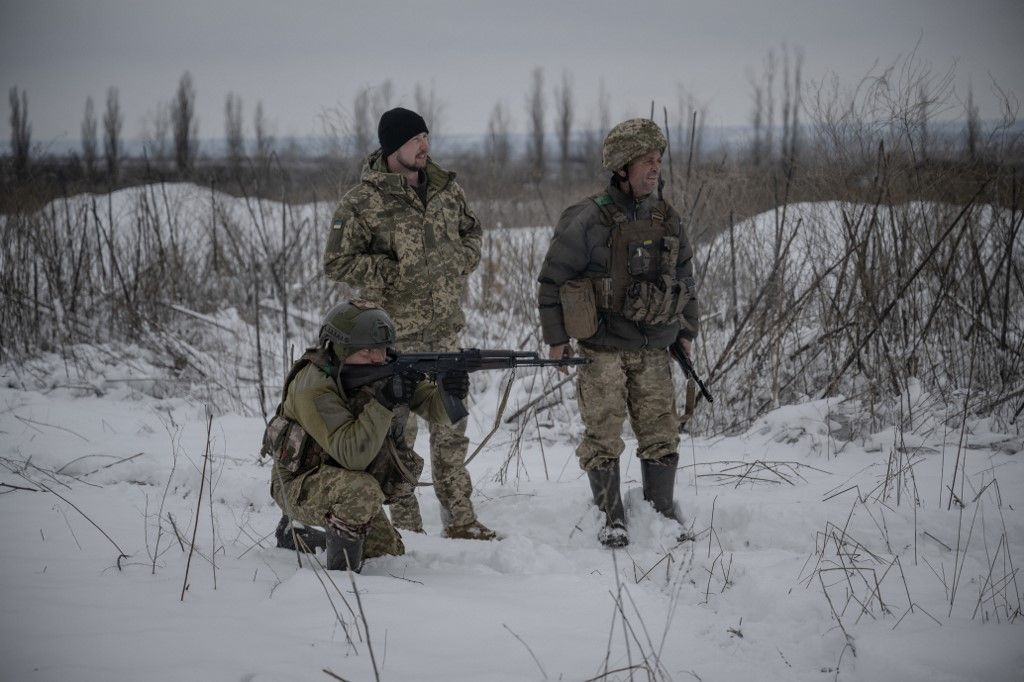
xmin=344 ymin=347 xmax=388 ymax=365
xmin=392 ymin=133 xmax=430 ymax=172
xmin=625 ymin=150 xmax=662 ymax=197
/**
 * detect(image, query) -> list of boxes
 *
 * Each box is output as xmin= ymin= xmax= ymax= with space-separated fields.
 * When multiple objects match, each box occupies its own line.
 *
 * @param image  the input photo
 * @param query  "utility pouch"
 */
xmin=559 ymin=278 xmax=599 ymax=340
xmin=672 ymin=275 xmax=695 ymax=319
xmin=261 ymin=413 xmax=311 ymax=474
xmin=650 ymin=275 xmax=679 ymax=325
xmin=623 ymin=281 xmax=654 ymax=323
xmin=627 ymin=240 xmax=659 ymax=277
xmin=367 ymin=439 xmax=425 ymax=504
xmin=593 ymin=277 xmax=614 ymax=310
xmin=623 ymin=276 xmax=680 ymax=325
xmin=660 ymin=236 xmax=680 ymax=277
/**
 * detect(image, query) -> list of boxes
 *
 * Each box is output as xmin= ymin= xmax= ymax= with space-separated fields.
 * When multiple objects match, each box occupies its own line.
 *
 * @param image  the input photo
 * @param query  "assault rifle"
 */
xmin=669 ymin=341 xmax=714 ymax=404
xmin=340 ymin=349 xmax=590 ymax=423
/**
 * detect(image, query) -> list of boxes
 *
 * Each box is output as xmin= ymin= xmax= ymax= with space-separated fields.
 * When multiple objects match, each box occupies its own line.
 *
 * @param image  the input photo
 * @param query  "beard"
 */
xmin=394 ymin=150 xmax=427 ymax=173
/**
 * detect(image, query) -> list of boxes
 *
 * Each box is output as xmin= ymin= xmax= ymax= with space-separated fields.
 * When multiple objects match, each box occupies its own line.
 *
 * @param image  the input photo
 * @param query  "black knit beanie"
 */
xmin=378 ymin=108 xmax=429 ymax=157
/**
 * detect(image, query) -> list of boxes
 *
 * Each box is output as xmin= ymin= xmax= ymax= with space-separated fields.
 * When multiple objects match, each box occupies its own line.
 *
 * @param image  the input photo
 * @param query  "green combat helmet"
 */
xmin=601 ymin=118 xmax=668 ymax=172
xmin=319 ymin=300 xmax=397 ymax=359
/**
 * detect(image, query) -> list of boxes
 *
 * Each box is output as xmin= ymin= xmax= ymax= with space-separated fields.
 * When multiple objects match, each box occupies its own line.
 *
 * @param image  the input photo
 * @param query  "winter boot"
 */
xmin=587 ymin=462 xmax=628 ymax=548
xmin=641 ymin=454 xmax=694 ymax=542
xmin=275 ymin=514 xmax=327 ymax=553
xmin=324 ymin=520 xmax=366 ymax=572
xmin=443 ymin=519 xmax=497 ymax=541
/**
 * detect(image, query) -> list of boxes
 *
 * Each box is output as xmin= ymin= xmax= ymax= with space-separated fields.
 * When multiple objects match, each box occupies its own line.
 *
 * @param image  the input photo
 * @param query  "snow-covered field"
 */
xmin=2 ymin=344 xmax=1022 ymax=681
xmin=1 ymin=183 xmax=1021 ymax=680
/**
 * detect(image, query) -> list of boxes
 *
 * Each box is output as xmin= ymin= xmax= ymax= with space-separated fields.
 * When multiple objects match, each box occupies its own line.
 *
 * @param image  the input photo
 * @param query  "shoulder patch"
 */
xmin=592 ymin=194 xmax=613 ymax=207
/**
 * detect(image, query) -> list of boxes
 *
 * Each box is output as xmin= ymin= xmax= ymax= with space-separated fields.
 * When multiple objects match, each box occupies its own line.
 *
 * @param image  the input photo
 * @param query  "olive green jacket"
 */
xmin=324 ymin=151 xmax=482 ymax=342
xmin=278 ymin=361 xmax=449 ymax=473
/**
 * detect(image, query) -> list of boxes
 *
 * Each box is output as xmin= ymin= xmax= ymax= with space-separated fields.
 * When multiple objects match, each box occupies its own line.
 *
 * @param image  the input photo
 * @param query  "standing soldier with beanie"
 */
xmin=536 ymin=119 xmax=700 ymax=548
xmin=323 ymin=107 xmax=495 ymax=540
xmin=264 ymin=301 xmax=470 ymax=571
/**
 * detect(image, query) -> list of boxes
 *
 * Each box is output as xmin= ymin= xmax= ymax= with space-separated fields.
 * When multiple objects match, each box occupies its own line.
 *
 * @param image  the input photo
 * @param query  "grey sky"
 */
xmin=2 ymin=0 xmax=1022 ymax=148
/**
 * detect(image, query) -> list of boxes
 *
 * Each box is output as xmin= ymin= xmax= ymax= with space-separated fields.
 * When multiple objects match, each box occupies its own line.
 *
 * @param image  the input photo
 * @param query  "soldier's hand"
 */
xmin=375 ymin=368 xmax=424 ymax=410
xmin=677 ymin=338 xmax=693 ymax=361
xmin=549 ymin=343 xmax=571 ymax=375
xmin=441 ymin=370 xmax=470 ymax=400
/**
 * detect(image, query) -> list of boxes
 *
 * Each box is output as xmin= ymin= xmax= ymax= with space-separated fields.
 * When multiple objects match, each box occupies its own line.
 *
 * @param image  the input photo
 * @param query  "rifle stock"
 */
xmin=340 ymin=348 xmax=590 ymax=423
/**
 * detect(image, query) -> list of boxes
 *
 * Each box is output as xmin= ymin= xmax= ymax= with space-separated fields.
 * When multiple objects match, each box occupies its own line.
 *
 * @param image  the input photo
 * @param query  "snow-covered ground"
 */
xmin=2 ymin=346 xmax=1021 ymax=681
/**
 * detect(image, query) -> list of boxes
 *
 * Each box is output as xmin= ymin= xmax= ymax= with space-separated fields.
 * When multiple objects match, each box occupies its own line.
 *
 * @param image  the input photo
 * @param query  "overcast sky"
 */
xmin=2 ymin=0 xmax=1022 ymax=149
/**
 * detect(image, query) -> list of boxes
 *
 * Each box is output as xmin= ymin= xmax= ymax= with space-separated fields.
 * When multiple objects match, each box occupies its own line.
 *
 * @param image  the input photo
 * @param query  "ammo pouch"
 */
xmin=623 ymin=274 xmax=691 ymax=326
xmin=366 ymin=439 xmax=425 ymax=504
xmin=559 ymin=278 xmax=599 ymax=340
xmin=261 ymin=413 xmax=314 ymax=474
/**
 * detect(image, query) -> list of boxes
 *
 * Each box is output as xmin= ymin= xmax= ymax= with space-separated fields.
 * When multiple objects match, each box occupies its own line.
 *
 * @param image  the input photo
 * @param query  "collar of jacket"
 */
xmin=606 ymin=181 xmax=658 ymax=218
xmin=361 ymin=149 xmax=455 ymax=197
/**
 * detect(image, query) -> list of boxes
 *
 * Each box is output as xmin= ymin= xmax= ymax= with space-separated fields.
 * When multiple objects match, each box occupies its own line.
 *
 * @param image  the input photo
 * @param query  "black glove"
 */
xmin=375 ymin=369 xmax=424 ymax=410
xmin=441 ymin=370 xmax=470 ymax=401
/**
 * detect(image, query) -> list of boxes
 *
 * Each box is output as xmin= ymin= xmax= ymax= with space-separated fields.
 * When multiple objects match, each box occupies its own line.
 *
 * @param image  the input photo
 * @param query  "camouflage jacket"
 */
xmin=268 ymin=351 xmax=450 ymax=499
xmin=324 ymin=151 xmax=482 ymax=342
xmin=537 ymin=183 xmax=700 ymax=350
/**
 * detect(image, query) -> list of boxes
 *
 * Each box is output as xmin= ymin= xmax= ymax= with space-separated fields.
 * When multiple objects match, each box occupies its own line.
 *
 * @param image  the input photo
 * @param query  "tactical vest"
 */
xmin=261 ymin=348 xmax=423 ymax=503
xmin=589 ymin=193 xmax=691 ymax=327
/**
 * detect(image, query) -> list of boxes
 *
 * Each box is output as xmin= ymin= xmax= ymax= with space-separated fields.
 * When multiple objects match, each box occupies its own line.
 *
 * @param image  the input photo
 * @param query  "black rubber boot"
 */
xmin=275 ymin=514 xmax=327 ymax=553
xmin=325 ymin=523 xmax=366 ymax=572
xmin=641 ymin=453 xmax=680 ymax=517
xmin=641 ymin=454 xmax=694 ymax=542
xmin=587 ymin=462 xmax=628 ymax=548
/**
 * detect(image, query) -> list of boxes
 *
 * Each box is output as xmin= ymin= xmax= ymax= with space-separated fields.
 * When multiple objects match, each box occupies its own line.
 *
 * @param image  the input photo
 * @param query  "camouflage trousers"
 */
xmin=388 ymin=332 xmax=478 ymax=530
xmin=271 ymin=464 xmax=404 ymax=559
xmin=574 ymin=345 xmax=680 ymax=471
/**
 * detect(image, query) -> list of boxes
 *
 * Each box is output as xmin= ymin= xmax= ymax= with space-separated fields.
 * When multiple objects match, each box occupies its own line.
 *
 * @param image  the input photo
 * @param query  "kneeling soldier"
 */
xmin=263 ymin=300 xmax=468 ymax=572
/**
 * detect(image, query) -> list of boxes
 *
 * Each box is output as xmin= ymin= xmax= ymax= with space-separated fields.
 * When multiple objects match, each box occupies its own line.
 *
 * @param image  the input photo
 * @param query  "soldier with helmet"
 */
xmin=537 ymin=118 xmax=700 ymax=548
xmin=263 ymin=300 xmax=469 ymax=572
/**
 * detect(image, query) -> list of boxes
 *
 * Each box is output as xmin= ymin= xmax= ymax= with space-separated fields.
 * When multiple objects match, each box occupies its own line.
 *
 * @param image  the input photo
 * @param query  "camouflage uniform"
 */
xmin=324 ymin=150 xmax=483 ymax=530
xmin=268 ymin=348 xmax=450 ymax=558
xmin=537 ymin=182 xmax=699 ymax=471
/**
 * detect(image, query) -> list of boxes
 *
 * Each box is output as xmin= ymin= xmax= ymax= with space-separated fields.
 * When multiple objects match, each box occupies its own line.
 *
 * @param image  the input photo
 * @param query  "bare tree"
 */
xmin=172 ymin=71 xmax=198 ymax=174
xmin=749 ymin=73 xmax=765 ymax=166
xmin=254 ymin=100 xmax=274 ymax=163
xmin=765 ymin=50 xmax=776 ymax=162
xmin=103 ymin=86 xmax=123 ymax=183
xmin=596 ymin=78 xmax=611 ymax=141
xmin=414 ymin=81 xmax=443 ymax=139
xmin=224 ymin=92 xmax=244 ymax=169
xmin=964 ymin=83 xmax=980 ymax=161
xmin=526 ymin=67 xmax=546 ymax=179
xmin=916 ymin=83 xmax=930 ymax=163
xmin=8 ymin=87 xmax=31 ymax=180
xmin=554 ymin=71 xmax=574 ymax=182
xmin=348 ymin=80 xmax=397 ymax=159
xmin=370 ymin=79 xmax=394 ymax=122
xmin=780 ymin=44 xmax=803 ymax=171
xmin=579 ymin=79 xmax=611 ymax=169
xmin=747 ymin=49 xmax=778 ymax=166
xmin=486 ymin=100 xmax=512 ymax=169
xmin=81 ymin=96 xmax=98 ymax=180
xmin=351 ymin=86 xmax=373 ymax=157
xmin=677 ymin=87 xmax=707 ymax=167
xmin=142 ymin=102 xmax=171 ymax=165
